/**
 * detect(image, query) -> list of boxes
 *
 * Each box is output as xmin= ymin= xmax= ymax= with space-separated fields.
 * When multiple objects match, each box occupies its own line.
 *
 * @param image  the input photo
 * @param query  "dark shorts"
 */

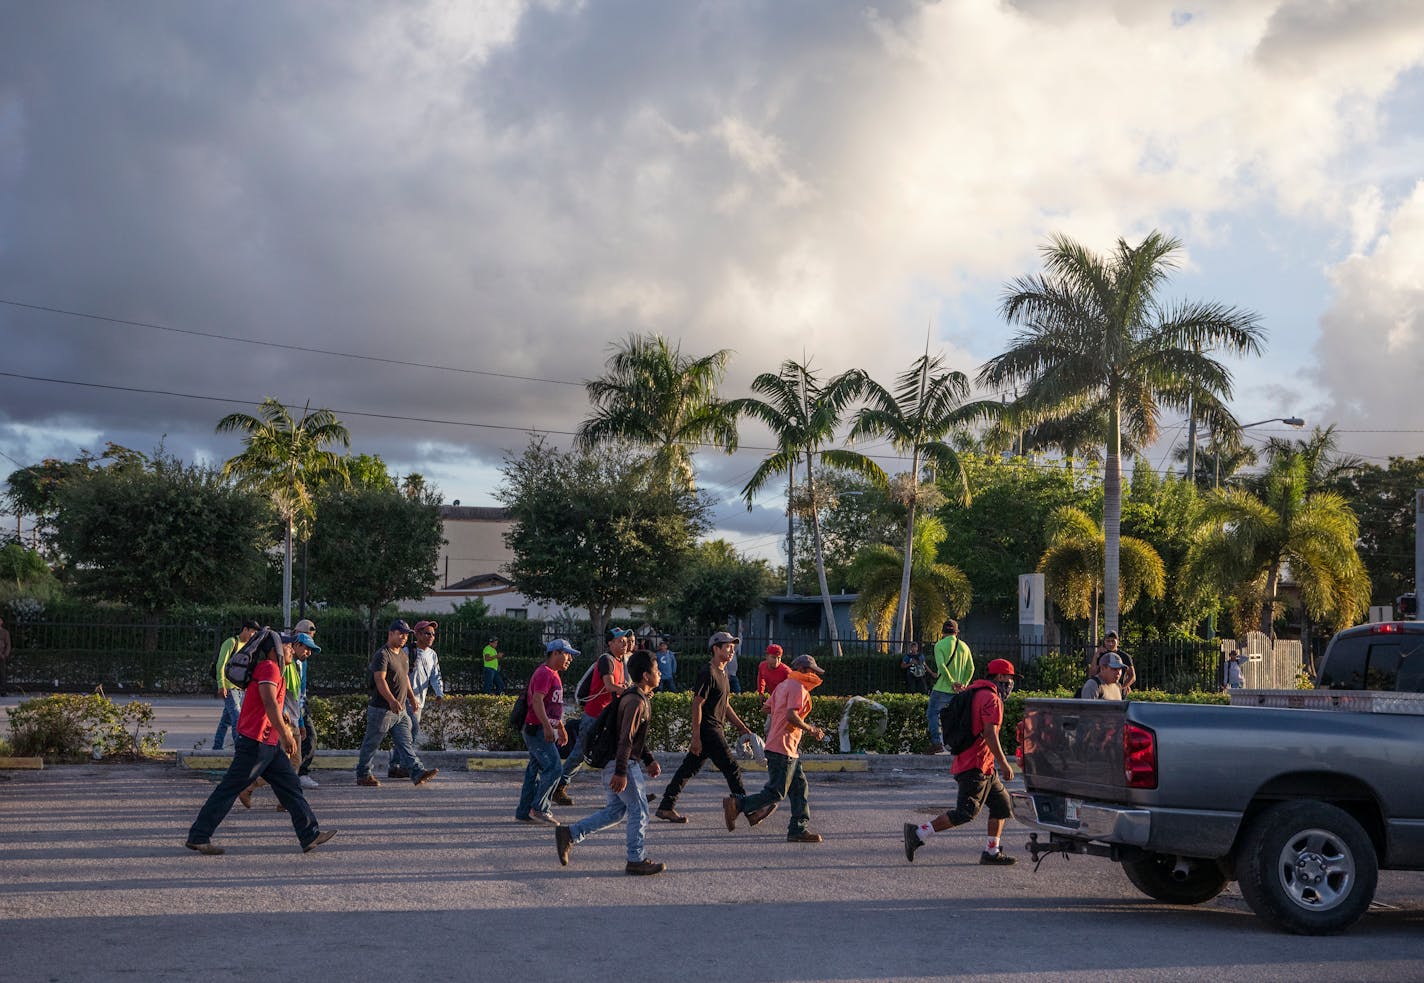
xmin=949 ymin=768 xmax=1012 ymax=826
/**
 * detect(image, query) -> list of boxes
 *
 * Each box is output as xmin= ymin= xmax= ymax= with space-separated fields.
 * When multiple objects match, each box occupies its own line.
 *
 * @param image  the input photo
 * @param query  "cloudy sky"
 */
xmin=2 ymin=0 xmax=1423 ymax=560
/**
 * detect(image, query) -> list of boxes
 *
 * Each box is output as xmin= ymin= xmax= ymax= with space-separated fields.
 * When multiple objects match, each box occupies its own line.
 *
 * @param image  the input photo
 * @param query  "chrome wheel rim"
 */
xmin=1277 ymin=827 xmax=1355 ymax=912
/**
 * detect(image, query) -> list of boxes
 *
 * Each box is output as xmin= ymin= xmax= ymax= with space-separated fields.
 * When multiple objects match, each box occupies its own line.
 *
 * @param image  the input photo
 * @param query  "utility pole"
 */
xmin=786 ymin=461 xmax=796 ymax=596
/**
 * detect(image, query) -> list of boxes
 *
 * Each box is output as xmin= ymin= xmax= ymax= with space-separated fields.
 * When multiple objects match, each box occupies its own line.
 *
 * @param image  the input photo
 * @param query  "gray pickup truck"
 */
xmin=1010 ymin=622 xmax=1424 ymax=934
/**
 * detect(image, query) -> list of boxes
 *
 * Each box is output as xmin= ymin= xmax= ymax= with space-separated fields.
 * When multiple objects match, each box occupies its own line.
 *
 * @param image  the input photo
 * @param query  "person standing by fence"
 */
xmin=482 ymin=635 xmax=505 ymax=695
xmin=212 ymin=620 xmax=258 ymax=751
xmin=756 ymin=643 xmax=790 ymax=697
xmin=927 ymin=620 xmax=973 ymax=754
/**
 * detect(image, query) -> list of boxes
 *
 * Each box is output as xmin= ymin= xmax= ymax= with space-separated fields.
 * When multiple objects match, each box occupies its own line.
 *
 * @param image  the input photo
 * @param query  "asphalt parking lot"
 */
xmin=1 ymin=763 xmax=1421 ymax=983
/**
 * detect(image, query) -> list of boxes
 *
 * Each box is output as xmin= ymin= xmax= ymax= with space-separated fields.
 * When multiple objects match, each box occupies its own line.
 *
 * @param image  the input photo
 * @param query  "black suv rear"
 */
xmin=1316 ymin=622 xmax=1424 ymax=691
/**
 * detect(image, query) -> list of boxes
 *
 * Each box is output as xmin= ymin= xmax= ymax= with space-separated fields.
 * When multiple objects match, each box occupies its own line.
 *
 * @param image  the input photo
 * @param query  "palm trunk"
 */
xmin=1260 ymin=562 xmax=1280 ymax=637
xmin=805 ymin=456 xmax=842 ymax=659
xmin=892 ymin=449 xmax=919 ymax=650
xmin=1103 ymin=398 xmax=1122 ymax=636
xmin=786 ymin=462 xmax=796 ymax=596
xmin=282 ymin=518 xmax=294 ymax=629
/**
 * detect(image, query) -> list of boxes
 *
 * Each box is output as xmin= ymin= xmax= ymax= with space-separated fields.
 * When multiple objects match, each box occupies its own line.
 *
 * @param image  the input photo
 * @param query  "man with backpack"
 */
xmin=212 ymin=620 xmax=259 ymax=751
xmin=551 ymin=626 xmax=633 ymax=807
xmin=184 ymin=627 xmax=335 ymax=855
xmin=355 ymin=619 xmax=439 ymax=788
xmin=903 ymin=658 xmax=1018 ymax=866
xmin=653 ymin=630 xmax=754 ymax=824
xmin=553 ymin=648 xmax=665 ymax=875
xmin=927 ymin=620 xmax=973 ymax=754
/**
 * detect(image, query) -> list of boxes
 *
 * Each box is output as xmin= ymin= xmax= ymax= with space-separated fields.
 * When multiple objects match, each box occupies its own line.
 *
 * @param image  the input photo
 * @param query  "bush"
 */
xmin=6 ymin=693 xmax=166 ymax=759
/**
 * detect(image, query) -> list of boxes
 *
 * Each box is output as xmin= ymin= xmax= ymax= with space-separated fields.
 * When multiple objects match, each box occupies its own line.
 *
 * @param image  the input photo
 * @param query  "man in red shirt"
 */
xmin=516 ymin=638 xmax=577 ymax=824
xmin=184 ymin=629 xmax=335 ymax=855
xmin=552 ymin=626 xmax=632 ymax=807
xmin=756 ymin=643 xmax=790 ymax=696
xmin=903 ymin=658 xmax=1017 ymax=865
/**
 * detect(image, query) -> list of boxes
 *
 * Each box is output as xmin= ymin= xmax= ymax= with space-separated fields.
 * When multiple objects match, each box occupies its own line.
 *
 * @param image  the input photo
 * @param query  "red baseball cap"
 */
xmin=986 ymin=658 xmax=1016 ymax=677
xmin=766 ymin=643 xmax=783 ymax=657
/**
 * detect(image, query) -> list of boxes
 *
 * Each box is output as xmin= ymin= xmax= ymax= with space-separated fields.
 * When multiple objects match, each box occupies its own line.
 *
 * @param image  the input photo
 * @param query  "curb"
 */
xmin=0 ymin=756 xmax=44 ymax=770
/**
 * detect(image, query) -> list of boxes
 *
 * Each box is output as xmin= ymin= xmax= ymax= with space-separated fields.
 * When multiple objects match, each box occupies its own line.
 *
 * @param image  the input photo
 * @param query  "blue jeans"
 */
xmin=568 ymin=761 xmax=650 ymax=863
xmin=187 ymin=735 xmax=320 ymax=846
xmin=482 ymin=667 xmax=505 ymax=695
xmin=927 ymin=688 xmax=955 ymax=745
xmin=560 ymin=711 xmax=597 ymax=782
xmin=212 ymin=690 xmax=243 ymax=750
xmin=735 ymin=751 xmax=809 ymax=835
xmin=356 ymin=706 xmax=428 ymax=781
xmin=516 ymin=726 xmax=564 ymax=819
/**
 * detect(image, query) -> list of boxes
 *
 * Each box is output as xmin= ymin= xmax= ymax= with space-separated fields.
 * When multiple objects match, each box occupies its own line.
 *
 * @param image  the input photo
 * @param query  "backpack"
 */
xmin=938 ymin=687 xmax=984 ymax=755
xmin=575 ymin=654 xmax=619 ymax=707
xmin=223 ymin=627 xmax=281 ymax=690
xmin=581 ymin=690 xmax=643 ymax=769
xmin=507 ymin=682 xmax=530 ymax=733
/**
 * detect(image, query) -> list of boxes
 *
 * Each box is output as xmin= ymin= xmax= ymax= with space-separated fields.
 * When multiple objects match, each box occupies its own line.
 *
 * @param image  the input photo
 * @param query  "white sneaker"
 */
xmin=299 ymin=775 xmax=319 ymax=788
xmin=530 ymin=810 xmax=557 ymax=825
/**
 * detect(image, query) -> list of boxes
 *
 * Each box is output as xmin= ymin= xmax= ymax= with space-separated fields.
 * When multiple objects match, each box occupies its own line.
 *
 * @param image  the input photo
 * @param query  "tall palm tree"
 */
xmin=217 ymin=398 xmax=350 ymax=626
xmin=731 ymin=359 xmax=886 ymax=658
xmin=577 ymin=333 xmax=738 ymax=490
xmin=850 ymin=353 xmax=984 ymax=647
xmin=1185 ymin=455 xmax=1369 ymax=635
xmin=1259 ymin=425 xmax=1363 ymax=495
xmin=1036 ymin=505 xmax=1165 ymax=641
xmin=849 ymin=515 xmax=971 ymax=645
xmin=981 ymin=230 xmax=1264 ymax=635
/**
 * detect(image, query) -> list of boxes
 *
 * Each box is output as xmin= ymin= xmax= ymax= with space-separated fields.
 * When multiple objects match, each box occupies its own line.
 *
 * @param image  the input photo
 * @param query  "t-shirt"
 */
xmin=584 ymin=653 xmax=626 ymax=718
xmin=764 ymin=676 xmax=812 ymax=759
xmin=932 ymin=636 xmax=974 ymax=693
xmin=1081 ymin=678 xmax=1122 ymax=700
xmin=367 ymin=645 xmax=413 ymax=710
xmin=692 ymin=664 xmax=732 ymax=728
xmin=951 ymin=680 xmax=1003 ymax=777
xmin=482 ymin=644 xmax=499 ymax=669
xmin=215 ymin=636 xmax=238 ymax=690
xmin=756 ymin=660 xmax=790 ymax=696
xmin=236 ymin=659 xmax=284 ymax=745
xmin=525 ymin=664 xmax=564 ymax=726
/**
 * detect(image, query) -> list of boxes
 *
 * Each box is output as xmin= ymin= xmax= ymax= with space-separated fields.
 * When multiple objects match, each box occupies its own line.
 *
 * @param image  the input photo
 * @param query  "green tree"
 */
xmin=4 ymin=443 xmax=147 ymax=550
xmin=51 ymin=455 xmax=269 ymax=615
xmin=216 ymin=399 xmax=350 ymax=627
xmin=790 ymin=468 xmax=903 ymax=594
xmin=0 ymin=542 xmax=61 ymax=603
xmin=731 ymin=360 xmax=885 ymax=658
xmin=1331 ymin=456 xmax=1424 ymax=605
xmin=577 ymin=333 xmax=738 ymax=490
xmin=497 ymin=439 xmax=710 ymax=643
xmin=651 ymin=539 xmax=777 ymax=634
xmin=307 ymin=484 xmax=445 ymax=636
xmin=1037 ymin=504 xmax=1165 ymax=638
xmin=981 ymin=231 xmax=1264 ymax=635
xmin=849 ymin=516 xmax=971 ymax=645
xmin=344 ymin=453 xmax=397 ymax=491
xmin=1184 ymin=455 xmax=1370 ymax=635
xmin=1119 ymin=460 xmax=1210 ymax=636
xmin=850 ymin=353 xmax=982 ymax=647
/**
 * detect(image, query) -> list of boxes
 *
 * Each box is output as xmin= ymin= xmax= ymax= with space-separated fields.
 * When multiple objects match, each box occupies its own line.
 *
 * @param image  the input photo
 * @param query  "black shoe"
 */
xmin=625 ymin=859 xmax=665 ymax=876
xmin=980 ymin=850 xmax=1017 ymax=866
xmin=185 ymin=841 xmax=224 ymax=856
xmin=904 ymin=822 xmax=923 ymax=862
xmin=555 ymin=825 xmax=572 ymax=866
xmin=387 ymin=766 xmax=410 ymax=779
xmin=655 ymin=808 xmax=688 ymax=824
xmin=303 ymin=830 xmax=337 ymax=853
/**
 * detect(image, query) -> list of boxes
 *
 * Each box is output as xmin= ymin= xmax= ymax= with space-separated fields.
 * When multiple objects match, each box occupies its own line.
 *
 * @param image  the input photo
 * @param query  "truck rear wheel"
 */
xmin=1235 ymin=800 xmax=1378 ymax=935
xmin=1121 ymin=853 xmax=1228 ymax=905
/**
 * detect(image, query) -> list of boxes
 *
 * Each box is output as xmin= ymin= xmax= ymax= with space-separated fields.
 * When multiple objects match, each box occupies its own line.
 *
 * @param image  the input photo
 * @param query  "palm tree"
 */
xmin=217 ymin=398 xmax=350 ymax=626
xmin=849 ymin=515 xmax=971 ymax=645
xmin=577 ymin=333 xmax=738 ymax=490
xmin=849 ymin=353 xmax=984 ymax=647
xmin=981 ymin=230 xmax=1264 ymax=635
xmin=1036 ymin=506 xmax=1165 ymax=641
xmin=1259 ymin=425 xmax=1363 ymax=495
xmin=731 ymin=359 xmax=886 ymax=658
xmin=1184 ymin=455 xmax=1369 ymax=635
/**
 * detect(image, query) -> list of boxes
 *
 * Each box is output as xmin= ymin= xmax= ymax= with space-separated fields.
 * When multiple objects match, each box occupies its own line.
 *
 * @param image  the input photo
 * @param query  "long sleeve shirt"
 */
xmin=614 ymin=690 xmax=656 ymax=776
xmin=215 ymin=636 xmax=238 ymax=691
xmin=409 ymin=646 xmax=445 ymax=711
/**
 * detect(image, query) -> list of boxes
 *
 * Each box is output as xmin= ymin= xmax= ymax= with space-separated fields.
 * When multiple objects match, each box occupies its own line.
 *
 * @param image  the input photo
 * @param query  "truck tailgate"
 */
xmin=1020 ymin=698 xmax=1127 ymax=798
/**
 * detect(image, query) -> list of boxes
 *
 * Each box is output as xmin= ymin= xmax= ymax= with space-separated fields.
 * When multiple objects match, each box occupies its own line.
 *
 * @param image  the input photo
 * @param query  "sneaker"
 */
xmin=551 ymin=785 xmax=574 ymax=807
xmin=299 ymin=775 xmax=319 ymax=788
xmin=184 ymin=841 xmax=224 ymax=856
xmin=357 ymin=775 xmax=381 ymax=787
xmin=624 ymin=859 xmax=666 ymax=876
xmin=928 ymin=743 xmax=949 ymax=755
xmin=722 ymin=796 xmax=741 ymax=831
xmin=302 ymin=830 xmax=338 ymax=854
xmin=237 ymin=788 xmax=253 ymax=809
xmin=555 ymin=825 xmax=573 ymax=866
xmin=655 ymin=808 xmax=688 ymax=824
xmin=786 ymin=830 xmax=823 ymax=843
xmin=413 ymin=768 xmax=439 ymax=786
xmin=904 ymin=823 xmax=924 ymax=862
xmin=746 ymin=803 xmax=778 ymax=827
xmin=387 ymin=766 xmax=410 ymax=779
xmin=529 ymin=810 xmax=557 ymax=826
xmin=979 ymin=850 xmax=1017 ymax=866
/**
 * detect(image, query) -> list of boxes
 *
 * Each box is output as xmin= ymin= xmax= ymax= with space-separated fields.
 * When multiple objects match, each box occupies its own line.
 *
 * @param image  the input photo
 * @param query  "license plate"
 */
xmin=1064 ymin=798 xmax=1081 ymax=824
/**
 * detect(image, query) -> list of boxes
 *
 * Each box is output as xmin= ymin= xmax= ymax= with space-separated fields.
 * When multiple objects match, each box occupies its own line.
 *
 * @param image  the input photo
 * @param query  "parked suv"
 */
xmin=1316 ymin=621 xmax=1424 ymax=691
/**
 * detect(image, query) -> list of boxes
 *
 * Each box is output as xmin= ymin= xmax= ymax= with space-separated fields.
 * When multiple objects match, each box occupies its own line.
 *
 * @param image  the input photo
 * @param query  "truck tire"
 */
xmin=1121 ymin=853 xmax=1229 ymax=905
xmin=1235 ymin=800 xmax=1378 ymax=935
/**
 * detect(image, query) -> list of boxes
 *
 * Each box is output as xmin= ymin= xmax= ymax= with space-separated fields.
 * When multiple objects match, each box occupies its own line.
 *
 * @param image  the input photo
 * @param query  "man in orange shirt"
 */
xmin=722 ymin=654 xmax=827 ymax=843
xmin=903 ymin=658 xmax=1018 ymax=865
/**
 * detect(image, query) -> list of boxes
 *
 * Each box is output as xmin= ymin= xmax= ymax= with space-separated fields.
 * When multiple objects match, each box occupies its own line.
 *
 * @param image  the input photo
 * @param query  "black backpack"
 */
xmin=582 ymin=690 xmax=643 ymax=769
xmin=938 ymin=687 xmax=983 ymax=755
xmin=224 ymin=627 xmax=281 ymax=690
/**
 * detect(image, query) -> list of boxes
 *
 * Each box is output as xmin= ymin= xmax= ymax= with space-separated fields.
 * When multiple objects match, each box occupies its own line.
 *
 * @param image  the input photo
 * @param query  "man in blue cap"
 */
xmin=516 ymin=638 xmax=579 ymax=824
xmin=355 ymin=619 xmax=439 ymax=788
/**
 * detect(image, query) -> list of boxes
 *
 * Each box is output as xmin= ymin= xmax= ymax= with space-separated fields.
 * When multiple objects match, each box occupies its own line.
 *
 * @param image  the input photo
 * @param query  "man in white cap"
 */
xmin=516 ymin=638 xmax=578 ymax=824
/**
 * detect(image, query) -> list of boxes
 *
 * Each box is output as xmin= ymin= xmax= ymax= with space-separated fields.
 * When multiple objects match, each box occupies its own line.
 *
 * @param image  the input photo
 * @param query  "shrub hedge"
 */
xmin=5 ymin=694 xmax=167 ymax=759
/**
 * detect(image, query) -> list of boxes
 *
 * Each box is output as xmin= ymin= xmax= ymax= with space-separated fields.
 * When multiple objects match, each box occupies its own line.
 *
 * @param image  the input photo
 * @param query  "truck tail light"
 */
xmin=1124 ymin=722 xmax=1157 ymax=789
